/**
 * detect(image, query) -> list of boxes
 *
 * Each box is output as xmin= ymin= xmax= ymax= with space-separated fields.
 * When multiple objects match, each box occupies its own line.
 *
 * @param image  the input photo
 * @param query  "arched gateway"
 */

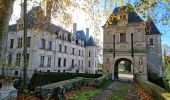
xmin=114 ymin=58 xmax=132 ymax=79
xmin=103 ymin=6 xmax=162 ymax=80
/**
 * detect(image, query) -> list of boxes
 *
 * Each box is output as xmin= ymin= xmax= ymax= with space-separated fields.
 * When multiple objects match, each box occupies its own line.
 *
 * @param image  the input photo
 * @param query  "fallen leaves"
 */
xmin=135 ymin=83 xmax=153 ymax=100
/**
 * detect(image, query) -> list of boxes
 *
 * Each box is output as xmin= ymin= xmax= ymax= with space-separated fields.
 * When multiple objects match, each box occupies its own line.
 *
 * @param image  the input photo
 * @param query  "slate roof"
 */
xmin=104 ymin=6 xmax=160 ymax=35
xmin=76 ymin=30 xmax=86 ymax=42
xmin=86 ymin=36 xmax=96 ymax=46
xmin=145 ymin=19 xmax=161 ymax=35
xmin=76 ymin=30 xmax=96 ymax=46
xmin=8 ymin=24 xmax=17 ymax=31
xmin=8 ymin=6 xmax=96 ymax=46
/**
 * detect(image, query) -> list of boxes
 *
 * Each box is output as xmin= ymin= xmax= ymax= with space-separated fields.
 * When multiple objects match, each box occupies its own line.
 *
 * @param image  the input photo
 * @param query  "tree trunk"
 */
xmin=0 ymin=0 xmax=15 ymax=75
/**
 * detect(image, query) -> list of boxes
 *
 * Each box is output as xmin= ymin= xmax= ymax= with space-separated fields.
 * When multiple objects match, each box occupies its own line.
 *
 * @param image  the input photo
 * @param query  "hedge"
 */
xmin=134 ymin=77 xmax=170 ymax=100
xmin=30 ymin=72 xmax=102 ymax=87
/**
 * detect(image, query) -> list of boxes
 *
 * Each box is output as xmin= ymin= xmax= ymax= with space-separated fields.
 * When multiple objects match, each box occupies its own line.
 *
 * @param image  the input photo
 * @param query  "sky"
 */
xmin=10 ymin=0 xmax=170 ymax=46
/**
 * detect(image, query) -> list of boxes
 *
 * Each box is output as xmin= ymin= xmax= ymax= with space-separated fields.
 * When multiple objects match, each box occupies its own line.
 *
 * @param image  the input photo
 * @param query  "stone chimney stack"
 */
xmin=20 ymin=3 xmax=24 ymax=18
xmin=86 ymin=28 xmax=89 ymax=40
xmin=73 ymin=23 xmax=77 ymax=34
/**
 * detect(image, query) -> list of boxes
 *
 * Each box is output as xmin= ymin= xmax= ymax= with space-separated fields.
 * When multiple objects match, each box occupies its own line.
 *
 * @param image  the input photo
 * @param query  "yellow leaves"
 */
xmin=120 ymin=0 xmax=124 ymax=7
xmin=164 ymin=0 xmax=168 ymax=4
xmin=168 ymin=6 xmax=170 ymax=11
xmin=117 ymin=15 xmax=121 ymax=20
xmin=114 ymin=0 xmax=118 ymax=3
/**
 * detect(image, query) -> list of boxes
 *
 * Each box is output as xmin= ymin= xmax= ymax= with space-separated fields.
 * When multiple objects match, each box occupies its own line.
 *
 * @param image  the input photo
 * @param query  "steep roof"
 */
xmin=76 ymin=30 xmax=96 ymax=46
xmin=105 ymin=6 xmax=144 ymax=26
xmin=145 ymin=19 xmax=161 ymax=35
xmin=104 ymin=6 xmax=160 ymax=35
xmin=8 ymin=24 xmax=17 ymax=31
xmin=86 ymin=36 xmax=96 ymax=46
xmin=76 ymin=30 xmax=86 ymax=42
xmin=8 ymin=6 xmax=97 ymax=46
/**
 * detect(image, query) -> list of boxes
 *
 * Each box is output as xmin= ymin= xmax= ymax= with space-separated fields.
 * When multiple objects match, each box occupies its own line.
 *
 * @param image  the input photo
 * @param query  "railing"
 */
xmin=66 ymin=64 xmax=77 ymax=71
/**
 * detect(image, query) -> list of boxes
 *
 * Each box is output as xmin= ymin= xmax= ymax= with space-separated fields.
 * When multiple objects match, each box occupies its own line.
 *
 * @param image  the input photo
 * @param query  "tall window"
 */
xmin=149 ymin=38 xmax=154 ymax=45
xmin=58 ymin=58 xmax=61 ymax=67
xmin=10 ymin=39 xmax=14 ymax=48
xmin=17 ymin=38 xmax=22 ymax=48
xmin=82 ymin=60 xmax=84 ymax=70
xmin=59 ymin=44 xmax=62 ymax=52
xmin=82 ymin=51 xmax=84 ymax=56
xmin=27 ymin=53 xmax=29 ymax=65
xmin=71 ymin=59 xmax=74 ymax=66
xmin=40 ymin=39 xmax=45 ymax=49
xmin=82 ymin=60 xmax=83 ymax=67
xmin=120 ymin=33 xmax=126 ymax=42
xmin=27 ymin=37 xmax=31 ymax=47
xmin=47 ymin=57 xmax=51 ymax=67
xmin=89 ymin=51 xmax=91 ymax=57
xmin=16 ymin=53 xmax=21 ymax=66
xmin=79 ymin=50 xmax=80 ymax=56
xmin=8 ymin=53 xmax=12 ymax=65
xmin=78 ymin=60 xmax=80 ymax=65
xmin=47 ymin=41 xmax=52 ymax=50
xmin=40 ymin=56 xmax=45 ymax=67
xmin=72 ymin=48 xmax=75 ymax=55
xmin=64 ymin=58 xmax=66 ymax=67
xmin=64 ymin=46 xmax=67 ymax=53
xmin=88 ymin=61 xmax=91 ymax=68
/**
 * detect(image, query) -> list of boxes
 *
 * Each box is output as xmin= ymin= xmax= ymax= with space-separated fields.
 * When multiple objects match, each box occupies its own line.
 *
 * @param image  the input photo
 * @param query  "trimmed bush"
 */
xmin=30 ymin=72 xmax=102 ymax=87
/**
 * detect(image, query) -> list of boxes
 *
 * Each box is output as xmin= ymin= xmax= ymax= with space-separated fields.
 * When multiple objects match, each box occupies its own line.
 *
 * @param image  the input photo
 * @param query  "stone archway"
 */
xmin=113 ymin=58 xmax=133 ymax=79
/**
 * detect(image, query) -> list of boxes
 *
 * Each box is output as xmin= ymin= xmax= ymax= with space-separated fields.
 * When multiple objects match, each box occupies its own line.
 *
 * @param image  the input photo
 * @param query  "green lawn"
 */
xmin=68 ymin=88 xmax=102 ymax=100
xmin=107 ymin=82 xmax=129 ymax=100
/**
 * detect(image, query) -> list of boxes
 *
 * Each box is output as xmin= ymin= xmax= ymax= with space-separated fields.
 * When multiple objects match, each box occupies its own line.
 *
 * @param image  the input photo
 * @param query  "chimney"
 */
xmin=44 ymin=0 xmax=53 ymax=22
xmin=20 ymin=3 xmax=24 ymax=18
xmin=73 ymin=23 xmax=77 ymax=34
xmin=86 ymin=28 xmax=89 ymax=40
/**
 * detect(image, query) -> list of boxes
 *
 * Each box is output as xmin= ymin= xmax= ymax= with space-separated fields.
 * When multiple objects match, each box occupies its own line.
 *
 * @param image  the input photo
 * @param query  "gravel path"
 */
xmin=91 ymin=76 xmax=139 ymax=100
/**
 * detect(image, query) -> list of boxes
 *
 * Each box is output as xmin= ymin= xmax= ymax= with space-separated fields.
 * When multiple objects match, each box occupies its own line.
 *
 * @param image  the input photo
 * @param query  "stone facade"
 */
xmin=103 ymin=6 xmax=162 ymax=79
xmin=4 ymin=2 xmax=99 ymax=79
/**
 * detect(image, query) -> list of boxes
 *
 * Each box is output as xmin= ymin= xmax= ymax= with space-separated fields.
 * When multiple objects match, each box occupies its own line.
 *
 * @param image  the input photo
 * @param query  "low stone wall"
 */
xmin=134 ymin=77 xmax=170 ymax=100
xmin=35 ymin=74 xmax=112 ymax=99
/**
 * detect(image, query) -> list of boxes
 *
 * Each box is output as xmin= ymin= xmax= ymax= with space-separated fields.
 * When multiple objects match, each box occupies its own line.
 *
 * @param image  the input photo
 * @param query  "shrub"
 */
xmin=30 ymin=72 xmax=102 ymax=88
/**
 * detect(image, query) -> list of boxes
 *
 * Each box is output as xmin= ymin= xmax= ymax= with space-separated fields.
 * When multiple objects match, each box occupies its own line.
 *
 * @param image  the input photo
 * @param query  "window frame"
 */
xmin=58 ymin=58 xmax=61 ymax=67
xmin=16 ymin=53 xmax=22 ymax=66
xmin=10 ymin=39 xmax=14 ymax=48
xmin=40 ymin=39 xmax=45 ymax=49
xmin=17 ymin=38 xmax=22 ymax=48
xmin=120 ymin=33 xmax=126 ymax=43
xmin=47 ymin=57 xmax=51 ymax=67
xmin=40 ymin=56 xmax=45 ymax=67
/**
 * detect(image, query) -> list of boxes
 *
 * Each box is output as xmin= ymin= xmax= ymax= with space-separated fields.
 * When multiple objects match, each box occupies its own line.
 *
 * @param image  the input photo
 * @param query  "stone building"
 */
xmin=103 ymin=6 xmax=162 ymax=80
xmin=5 ymin=1 xmax=98 ymax=79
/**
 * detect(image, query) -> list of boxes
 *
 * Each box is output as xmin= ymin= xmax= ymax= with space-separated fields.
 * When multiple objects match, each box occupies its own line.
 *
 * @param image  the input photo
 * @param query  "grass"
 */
xmin=68 ymin=87 xmax=102 ymax=100
xmin=107 ymin=82 xmax=129 ymax=100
